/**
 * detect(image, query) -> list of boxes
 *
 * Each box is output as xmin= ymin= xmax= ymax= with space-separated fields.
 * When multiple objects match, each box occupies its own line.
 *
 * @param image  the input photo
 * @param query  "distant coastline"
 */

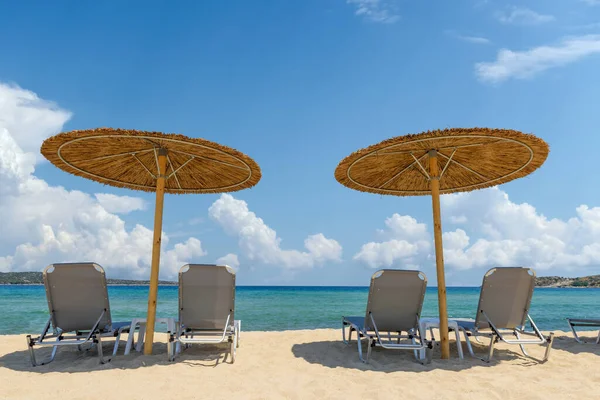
xmin=0 ymin=272 xmax=176 ymax=286
xmin=1 ymin=271 xmax=599 ymax=287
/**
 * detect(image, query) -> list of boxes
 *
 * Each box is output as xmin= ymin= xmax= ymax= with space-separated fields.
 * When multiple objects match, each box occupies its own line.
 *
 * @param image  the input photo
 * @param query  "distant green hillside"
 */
xmin=0 ymin=272 xmax=176 ymax=285
xmin=535 ymin=275 xmax=600 ymax=288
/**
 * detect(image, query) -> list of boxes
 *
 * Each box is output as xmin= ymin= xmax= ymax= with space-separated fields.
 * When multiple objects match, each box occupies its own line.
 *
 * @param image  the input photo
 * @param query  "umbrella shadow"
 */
xmin=291 ymin=338 xmax=549 ymax=372
xmin=0 ymin=341 xmax=234 ymax=373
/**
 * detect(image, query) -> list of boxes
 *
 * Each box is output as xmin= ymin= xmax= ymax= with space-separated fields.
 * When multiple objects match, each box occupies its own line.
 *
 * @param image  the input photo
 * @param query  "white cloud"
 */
xmin=450 ymin=215 xmax=468 ymax=224
xmin=355 ymin=214 xmax=431 ymax=269
xmin=95 ymin=193 xmax=147 ymax=214
xmin=458 ymin=35 xmax=491 ymax=44
xmin=581 ymin=0 xmax=600 ymax=5
xmin=475 ymin=35 xmax=600 ymax=83
xmin=495 ymin=6 xmax=555 ymax=25
xmin=347 ymin=0 xmax=400 ymax=24
xmin=216 ymin=253 xmax=240 ymax=270
xmin=354 ymin=187 xmax=600 ymax=273
xmin=446 ymin=30 xmax=490 ymax=44
xmin=0 ymin=83 xmax=206 ymax=279
xmin=0 ymin=83 xmax=71 ymax=160
xmin=208 ymin=194 xmax=342 ymax=270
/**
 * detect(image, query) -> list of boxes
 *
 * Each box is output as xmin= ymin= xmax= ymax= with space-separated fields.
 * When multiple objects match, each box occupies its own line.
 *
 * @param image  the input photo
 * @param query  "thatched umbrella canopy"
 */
xmin=41 ymin=127 xmax=261 ymax=354
xmin=335 ymin=127 xmax=549 ymax=359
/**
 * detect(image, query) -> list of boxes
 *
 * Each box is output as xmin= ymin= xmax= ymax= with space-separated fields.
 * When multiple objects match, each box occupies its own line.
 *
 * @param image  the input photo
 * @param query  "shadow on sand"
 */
xmin=291 ymin=334 xmax=598 ymax=372
xmin=0 ymin=340 xmax=234 ymax=373
xmin=549 ymin=335 xmax=600 ymax=356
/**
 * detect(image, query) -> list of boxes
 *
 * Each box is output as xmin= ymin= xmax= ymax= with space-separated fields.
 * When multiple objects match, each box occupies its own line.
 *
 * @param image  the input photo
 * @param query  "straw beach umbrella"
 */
xmin=334 ymin=127 xmax=549 ymax=359
xmin=41 ymin=127 xmax=261 ymax=355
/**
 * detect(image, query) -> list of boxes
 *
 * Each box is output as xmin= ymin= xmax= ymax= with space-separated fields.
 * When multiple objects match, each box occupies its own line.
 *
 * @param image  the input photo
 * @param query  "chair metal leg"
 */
xmin=453 ymin=326 xmax=464 ymax=359
xmin=514 ymin=330 xmax=530 ymax=357
xmin=27 ymin=335 xmax=62 ymax=367
xmin=95 ymin=335 xmax=110 ymax=364
xmin=567 ymin=320 xmax=585 ymax=344
xmin=542 ymin=333 xmax=554 ymax=362
xmin=230 ymin=335 xmax=236 ymax=364
xmin=366 ymin=336 xmax=373 ymax=363
xmin=485 ymin=336 xmax=497 ymax=363
xmin=26 ymin=335 xmax=38 ymax=367
xmin=357 ymin=334 xmax=365 ymax=362
xmin=112 ymin=331 xmax=123 ymax=356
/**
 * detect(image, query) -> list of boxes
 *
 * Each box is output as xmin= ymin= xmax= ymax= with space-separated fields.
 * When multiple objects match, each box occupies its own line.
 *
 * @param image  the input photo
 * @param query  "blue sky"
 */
xmin=1 ymin=0 xmax=600 ymax=286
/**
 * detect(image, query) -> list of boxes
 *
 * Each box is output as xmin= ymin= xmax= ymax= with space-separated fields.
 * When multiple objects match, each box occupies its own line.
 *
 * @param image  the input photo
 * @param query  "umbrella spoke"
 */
xmin=166 ymin=154 xmax=182 ymax=189
xmin=167 ymin=156 xmax=195 ymax=182
xmin=132 ymin=154 xmax=156 ymax=179
xmin=379 ymin=152 xmax=428 ymax=188
xmin=411 ymin=152 xmax=431 ymax=180
xmin=371 ymin=149 xmax=415 ymax=156
xmin=83 ymin=148 xmax=154 ymax=162
xmin=439 ymin=148 xmax=457 ymax=179
xmin=369 ymin=139 xmax=508 ymax=156
xmin=438 ymin=150 xmax=488 ymax=181
xmin=439 ymin=139 xmax=507 ymax=150
xmin=168 ymin=149 xmax=249 ymax=171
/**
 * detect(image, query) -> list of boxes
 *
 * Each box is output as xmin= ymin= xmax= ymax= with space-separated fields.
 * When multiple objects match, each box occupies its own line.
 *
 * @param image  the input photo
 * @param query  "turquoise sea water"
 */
xmin=0 ymin=286 xmax=597 ymax=335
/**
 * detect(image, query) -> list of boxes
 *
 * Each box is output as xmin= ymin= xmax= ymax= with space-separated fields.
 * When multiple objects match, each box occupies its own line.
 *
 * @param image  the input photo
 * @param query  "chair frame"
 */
xmin=566 ymin=318 xmax=600 ymax=344
xmin=26 ymin=263 xmax=129 ymax=366
xmin=341 ymin=269 xmax=432 ymax=364
xmin=456 ymin=267 xmax=554 ymax=363
xmin=168 ymin=264 xmax=240 ymax=363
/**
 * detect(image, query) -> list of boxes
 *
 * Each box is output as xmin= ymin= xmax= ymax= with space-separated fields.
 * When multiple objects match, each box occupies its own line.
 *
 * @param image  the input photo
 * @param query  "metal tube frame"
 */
xmin=457 ymin=312 xmax=554 ymax=363
xmin=26 ymin=310 xmax=128 ymax=366
xmin=169 ymin=312 xmax=239 ymax=363
xmin=566 ymin=318 xmax=600 ymax=344
xmin=342 ymin=314 xmax=433 ymax=364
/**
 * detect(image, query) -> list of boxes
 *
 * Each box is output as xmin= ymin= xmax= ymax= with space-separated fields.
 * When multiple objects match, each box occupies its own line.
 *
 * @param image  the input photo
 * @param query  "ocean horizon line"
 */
xmin=4 ymin=283 xmax=594 ymax=289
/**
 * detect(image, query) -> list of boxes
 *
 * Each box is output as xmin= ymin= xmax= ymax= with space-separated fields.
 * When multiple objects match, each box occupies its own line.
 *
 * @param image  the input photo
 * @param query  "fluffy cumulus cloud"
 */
xmin=216 ymin=253 xmax=240 ymax=270
xmin=0 ymin=83 xmax=72 ymax=160
xmin=476 ymin=35 xmax=600 ymax=83
xmin=354 ymin=214 xmax=431 ymax=268
xmin=209 ymin=194 xmax=342 ymax=270
xmin=0 ymin=83 xmax=205 ymax=279
xmin=94 ymin=193 xmax=147 ymax=214
xmin=354 ymin=188 xmax=600 ymax=273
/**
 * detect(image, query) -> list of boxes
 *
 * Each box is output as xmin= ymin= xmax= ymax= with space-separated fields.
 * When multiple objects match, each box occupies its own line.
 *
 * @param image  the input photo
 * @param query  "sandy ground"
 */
xmin=1 ymin=329 xmax=599 ymax=400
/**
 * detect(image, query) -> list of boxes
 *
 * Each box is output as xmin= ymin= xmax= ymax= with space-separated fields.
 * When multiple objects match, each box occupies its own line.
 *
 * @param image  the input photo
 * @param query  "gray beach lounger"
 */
xmin=342 ymin=269 xmax=432 ymax=364
xmin=453 ymin=267 xmax=554 ymax=362
xmin=566 ymin=318 xmax=600 ymax=344
xmin=26 ymin=263 xmax=130 ymax=366
xmin=168 ymin=264 xmax=240 ymax=363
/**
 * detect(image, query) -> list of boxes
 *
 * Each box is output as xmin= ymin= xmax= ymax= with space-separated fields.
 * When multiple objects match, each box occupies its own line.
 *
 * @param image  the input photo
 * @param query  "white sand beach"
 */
xmin=1 ymin=329 xmax=598 ymax=399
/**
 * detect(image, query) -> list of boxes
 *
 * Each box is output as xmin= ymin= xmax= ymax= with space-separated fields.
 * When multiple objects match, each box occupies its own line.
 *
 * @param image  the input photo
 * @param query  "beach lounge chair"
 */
xmin=168 ymin=264 xmax=240 ymax=363
xmin=341 ymin=269 xmax=432 ymax=364
xmin=453 ymin=267 xmax=554 ymax=362
xmin=26 ymin=263 xmax=131 ymax=366
xmin=566 ymin=318 xmax=600 ymax=344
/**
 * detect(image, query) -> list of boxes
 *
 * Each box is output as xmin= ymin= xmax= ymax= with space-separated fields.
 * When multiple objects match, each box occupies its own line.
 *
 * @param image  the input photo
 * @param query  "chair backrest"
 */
xmin=178 ymin=264 xmax=236 ymax=330
xmin=43 ymin=263 xmax=112 ymax=333
xmin=474 ymin=267 xmax=536 ymax=330
xmin=364 ymin=269 xmax=427 ymax=332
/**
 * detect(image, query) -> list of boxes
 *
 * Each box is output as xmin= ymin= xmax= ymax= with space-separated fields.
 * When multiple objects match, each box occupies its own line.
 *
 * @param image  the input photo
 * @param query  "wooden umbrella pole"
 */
xmin=143 ymin=148 xmax=168 ymax=355
xmin=428 ymin=150 xmax=450 ymax=359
